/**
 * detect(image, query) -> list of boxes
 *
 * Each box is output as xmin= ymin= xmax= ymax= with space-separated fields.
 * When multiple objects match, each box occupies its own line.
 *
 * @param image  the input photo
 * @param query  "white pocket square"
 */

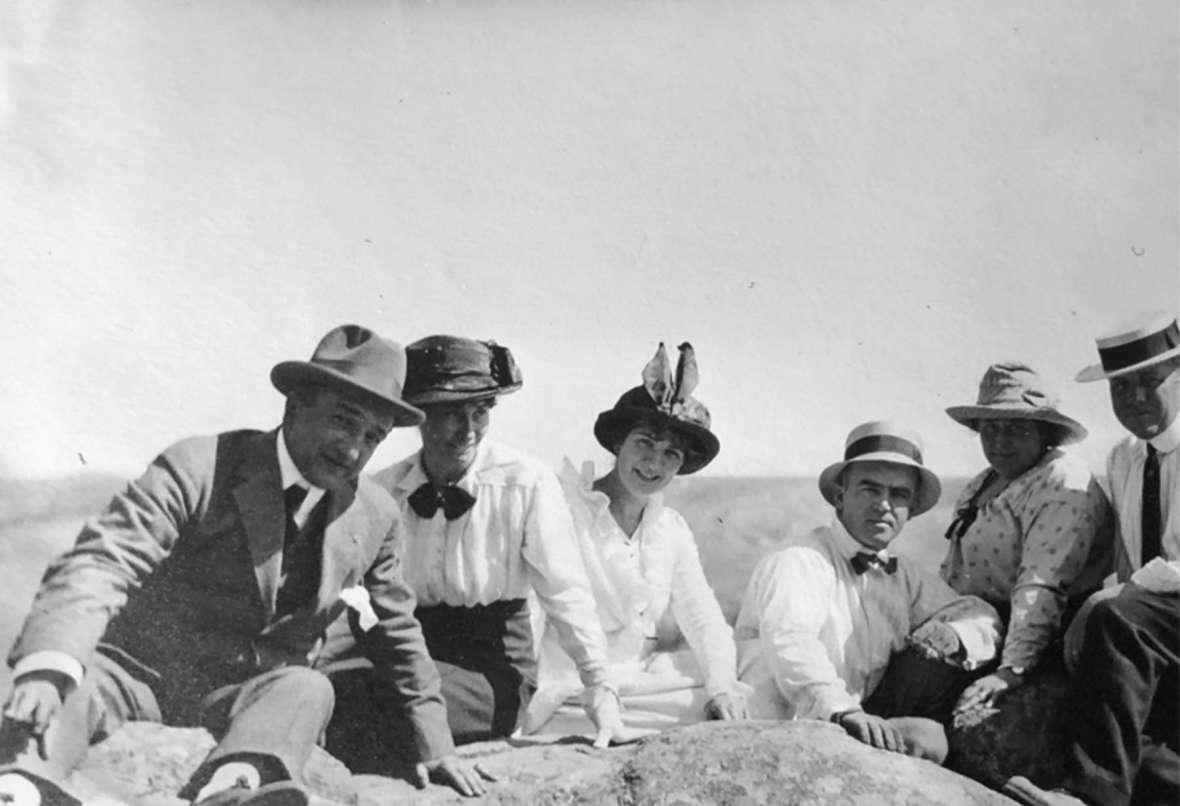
xmin=340 ymin=584 xmax=379 ymax=632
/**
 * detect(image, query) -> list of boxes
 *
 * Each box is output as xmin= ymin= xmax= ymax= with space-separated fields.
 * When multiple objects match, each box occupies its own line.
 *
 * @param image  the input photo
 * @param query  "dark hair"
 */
xmin=614 ymin=417 xmax=692 ymax=455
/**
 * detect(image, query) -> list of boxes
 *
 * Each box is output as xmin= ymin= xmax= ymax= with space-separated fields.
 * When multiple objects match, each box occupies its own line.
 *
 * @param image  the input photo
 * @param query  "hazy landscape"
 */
xmin=0 ymin=470 xmax=968 ymax=689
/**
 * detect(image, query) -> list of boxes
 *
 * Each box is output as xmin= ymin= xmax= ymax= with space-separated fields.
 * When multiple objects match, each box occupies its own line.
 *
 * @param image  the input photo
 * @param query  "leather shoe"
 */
xmin=0 ymin=769 xmax=81 ymax=806
xmin=193 ymin=779 xmax=309 ymax=806
xmin=1002 ymin=776 xmax=1088 ymax=806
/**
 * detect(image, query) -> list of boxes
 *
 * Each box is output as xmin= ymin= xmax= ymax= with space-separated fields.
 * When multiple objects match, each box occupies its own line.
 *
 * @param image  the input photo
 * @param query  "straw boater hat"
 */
xmin=818 ymin=421 xmax=941 ymax=517
xmin=594 ymin=342 xmax=720 ymax=475
xmin=401 ymin=335 xmax=523 ymax=405
xmin=945 ymin=362 xmax=1087 ymax=446
xmin=270 ymin=324 xmax=425 ymax=426
xmin=1076 ymin=311 xmax=1180 ymax=382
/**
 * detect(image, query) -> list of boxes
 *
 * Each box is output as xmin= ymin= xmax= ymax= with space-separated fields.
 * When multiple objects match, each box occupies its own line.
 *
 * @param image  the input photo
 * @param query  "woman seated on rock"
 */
xmin=521 ymin=342 xmax=748 ymax=738
xmin=941 ymin=362 xmax=1114 ymax=714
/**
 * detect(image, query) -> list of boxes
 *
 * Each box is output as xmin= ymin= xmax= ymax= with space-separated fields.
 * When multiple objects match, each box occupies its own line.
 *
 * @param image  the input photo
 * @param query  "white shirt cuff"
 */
xmin=11 ymin=651 xmax=85 ymax=689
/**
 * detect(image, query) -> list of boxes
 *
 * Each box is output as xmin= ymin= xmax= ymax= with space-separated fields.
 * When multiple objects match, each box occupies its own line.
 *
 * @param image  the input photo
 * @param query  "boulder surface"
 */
xmin=66 ymin=720 xmax=1020 ymax=805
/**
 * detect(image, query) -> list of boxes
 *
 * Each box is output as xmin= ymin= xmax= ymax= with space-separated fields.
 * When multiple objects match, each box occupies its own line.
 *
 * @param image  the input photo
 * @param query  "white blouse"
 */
xmin=373 ymin=441 xmax=610 ymax=689
xmin=534 ymin=460 xmax=740 ymax=700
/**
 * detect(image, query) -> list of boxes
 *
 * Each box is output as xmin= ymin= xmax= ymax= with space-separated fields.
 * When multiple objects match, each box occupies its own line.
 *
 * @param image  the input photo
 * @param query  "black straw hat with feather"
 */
xmin=594 ymin=342 xmax=720 ymax=475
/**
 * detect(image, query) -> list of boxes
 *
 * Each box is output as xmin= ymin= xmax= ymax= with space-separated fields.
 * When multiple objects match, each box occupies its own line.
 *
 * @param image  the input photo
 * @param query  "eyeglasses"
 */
xmin=978 ymin=421 xmax=1039 ymax=440
xmin=944 ymin=503 xmax=980 ymax=541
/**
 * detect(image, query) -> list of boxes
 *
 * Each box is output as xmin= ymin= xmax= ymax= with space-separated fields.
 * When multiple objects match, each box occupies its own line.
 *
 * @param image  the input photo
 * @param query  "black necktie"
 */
xmin=284 ymin=484 xmax=309 ymax=546
xmin=408 ymin=483 xmax=476 ymax=520
xmin=851 ymin=552 xmax=898 ymax=575
xmin=276 ymin=483 xmax=321 ymax=617
xmin=1141 ymin=444 xmax=1162 ymax=566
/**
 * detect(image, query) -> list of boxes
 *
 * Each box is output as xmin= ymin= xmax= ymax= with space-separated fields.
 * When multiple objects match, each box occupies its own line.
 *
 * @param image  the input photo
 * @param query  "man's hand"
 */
xmin=414 ymin=755 xmax=497 ymax=797
xmin=2 ymin=672 xmax=69 ymax=760
xmin=704 ymin=692 xmax=749 ymax=721
xmin=584 ymin=684 xmax=645 ymax=748
xmin=834 ymin=709 xmax=905 ymax=753
xmin=954 ymin=669 xmax=1023 ymax=715
xmin=907 ymin=620 xmax=966 ymax=665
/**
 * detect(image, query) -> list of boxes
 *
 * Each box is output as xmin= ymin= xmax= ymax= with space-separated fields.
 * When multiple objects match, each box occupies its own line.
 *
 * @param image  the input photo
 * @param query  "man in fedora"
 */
xmin=735 ymin=421 xmax=1002 ymax=763
xmin=1006 ymin=311 xmax=1179 ymax=806
xmin=0 ymin=325 xmax=490 ymax=806
xmin=323 ymin=335 xmax=623 ymax=769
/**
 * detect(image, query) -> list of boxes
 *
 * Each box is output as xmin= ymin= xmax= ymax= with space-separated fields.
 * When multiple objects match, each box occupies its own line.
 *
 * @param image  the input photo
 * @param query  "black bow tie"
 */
xmin=851 ymin=552 xmax=898 ymax=575
xmin=408 ymin=483 xmax=477 ymax=520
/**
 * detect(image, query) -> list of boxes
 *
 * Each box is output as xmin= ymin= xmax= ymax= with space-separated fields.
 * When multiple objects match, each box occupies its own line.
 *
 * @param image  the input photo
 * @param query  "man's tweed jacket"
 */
xmin=7 ymin=428 xmax=454 ymax=761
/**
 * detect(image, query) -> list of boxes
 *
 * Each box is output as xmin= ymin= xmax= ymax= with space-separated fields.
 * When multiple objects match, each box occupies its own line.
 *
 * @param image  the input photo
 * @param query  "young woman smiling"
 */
xmin=522 ymin=343 xmax=748 ymax=738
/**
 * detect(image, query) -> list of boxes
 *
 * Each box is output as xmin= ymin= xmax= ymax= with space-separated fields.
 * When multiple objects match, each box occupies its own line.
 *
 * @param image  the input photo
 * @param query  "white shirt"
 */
xmin=275 ymin=428 xmax=324 ymax=528
xmin=734 ymin=520 xmax=1001 ymax=721
xmin=535 ymin=460 xmax=740 ymax=699
xmin=372 ymin=440 xmax=611 ymax=689
xmin=1107 ymin=416 xmax=1180 ymax=591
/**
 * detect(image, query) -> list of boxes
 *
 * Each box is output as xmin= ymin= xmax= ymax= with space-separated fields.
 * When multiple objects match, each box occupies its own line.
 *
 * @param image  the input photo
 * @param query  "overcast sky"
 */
xmin=1 ymin=1 xmax=1176 ymax=485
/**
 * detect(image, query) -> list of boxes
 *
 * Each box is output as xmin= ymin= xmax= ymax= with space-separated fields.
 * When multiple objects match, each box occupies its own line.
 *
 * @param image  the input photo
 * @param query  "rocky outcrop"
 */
xmin=947 ymin=674 xmax=1071 ymax=791
xmin=66 ymin=720 xmax=1018 ymax=805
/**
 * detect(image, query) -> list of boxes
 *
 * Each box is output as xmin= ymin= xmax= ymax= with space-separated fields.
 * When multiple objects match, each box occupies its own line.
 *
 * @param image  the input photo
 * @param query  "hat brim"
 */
xmin=594 ymin=406 xmax=719 ymax=475
xmin=406 ymin=383 xmax=523 ymax=406
xmin=271 ymin=361 xmax=425 ymax=427
xmin=945 ymin=405 xmax=1088 ymax=445
xmin=1075 ymin=345 xmax=1180 ymax=383
xmin=817 ymin=453 xmax=941 ymax=517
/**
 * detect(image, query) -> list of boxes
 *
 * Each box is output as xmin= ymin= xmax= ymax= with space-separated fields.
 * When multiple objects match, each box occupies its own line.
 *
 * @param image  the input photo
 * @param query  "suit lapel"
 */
xmin=318 ymin=486 xmax=365 ymax=604
xmin=233 ymin=431 xmax=286 ymax=617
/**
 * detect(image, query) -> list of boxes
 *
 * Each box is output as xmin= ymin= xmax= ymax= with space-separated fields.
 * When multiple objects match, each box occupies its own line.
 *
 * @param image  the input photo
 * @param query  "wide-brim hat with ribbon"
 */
xmin=945 ymin=361 xmax=1087 ymax=445
xmin=402 ymin=335 xmax=524 ymax=406
xmin=818 ymin=421 xmax=941 ymax=517
xmin=1076 ymin=311 xmax=1180 ymax=382
xmin=594 ymin=342 xmax=720 ymax=476
xmin=271 ymin=324 xmax=425 ymax=427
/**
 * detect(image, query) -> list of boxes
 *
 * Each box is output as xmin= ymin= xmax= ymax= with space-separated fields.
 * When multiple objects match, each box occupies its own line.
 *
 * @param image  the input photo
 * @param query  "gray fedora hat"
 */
xmin=271 ymin=324 xmax=425 ymax=427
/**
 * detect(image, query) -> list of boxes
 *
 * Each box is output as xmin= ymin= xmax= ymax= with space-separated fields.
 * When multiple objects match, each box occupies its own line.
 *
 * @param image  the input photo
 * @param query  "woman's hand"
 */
xmin=954 ymin=669 xmax=1024 ymax=715
xmin=704 ymin=692 xmax=749 ymax=721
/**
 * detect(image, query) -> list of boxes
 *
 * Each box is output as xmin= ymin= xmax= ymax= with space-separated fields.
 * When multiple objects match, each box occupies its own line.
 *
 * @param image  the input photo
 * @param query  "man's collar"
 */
xmin=275 ymin=429 xmax=326 ymax=520
xmin=1147 ymin=416 xmax=1180 ymax=455
xmin=829 ymin=517 xmax=894 ymax=562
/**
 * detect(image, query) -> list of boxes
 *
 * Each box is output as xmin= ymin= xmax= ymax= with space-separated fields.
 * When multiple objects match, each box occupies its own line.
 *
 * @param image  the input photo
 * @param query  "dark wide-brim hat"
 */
xmin=818 ymin=421 xmax=941 ymax=517
xmin=1076 ymin=311 xmax=1180 ymax=382
xmin=594 ymin=388 xmax=720 ymax=475
xmin=271 ymin=324 xmax=425 ymax=427
xmin=402 ymin=335 xmax=523 ymax=406
xmin=946 ymin=361 xmax=1087 ymax=445
xmin=594 ymin=342 xmax=720 ymax=476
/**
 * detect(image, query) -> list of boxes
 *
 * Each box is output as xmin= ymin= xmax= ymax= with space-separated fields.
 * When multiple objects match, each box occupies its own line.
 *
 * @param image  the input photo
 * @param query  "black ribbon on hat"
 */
xmin=488 ymin=342 xmax=523 ymax=388
xmin=851 ymin=552 xmax=898 ymax=575
xmin=844 ymin=435 xmax=922 ymax=464
xmin=408 ymin=483 xmax=477 ymax=520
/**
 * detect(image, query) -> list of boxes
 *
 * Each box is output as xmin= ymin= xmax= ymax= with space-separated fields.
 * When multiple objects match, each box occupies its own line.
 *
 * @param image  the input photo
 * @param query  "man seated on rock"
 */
xmin=1005 ymin=311 xmax=1179 ymax=806
xmin=735 ymin=421 xmax=1003 ymax=763
xmin=0 ymin=325 xmax=491 ymax=806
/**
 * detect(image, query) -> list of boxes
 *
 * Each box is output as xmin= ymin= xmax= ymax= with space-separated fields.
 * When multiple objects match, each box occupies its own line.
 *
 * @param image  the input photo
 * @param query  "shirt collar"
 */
xmin=1147 ymin=416 xmax=1180 ymax=455
xmin=829 ymin=517 xmax=894 ymax=562
xmin=397 ymin=442 xmax=484 ymax=496
xmin=275 ymin=429 xmax=325 ymax=523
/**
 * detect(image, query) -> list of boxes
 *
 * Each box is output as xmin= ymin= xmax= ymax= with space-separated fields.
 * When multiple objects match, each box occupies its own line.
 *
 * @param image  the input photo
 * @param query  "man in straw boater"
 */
xmin=734 ymin=421 xmax=1003 ymax=763
xmin=0 ymin=325 xmax=491 ymax=806
xmin=1005 ymin=310 xmax=1180 ymax=806
xmin=321 ymin=335 xmax=625 ymax=771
